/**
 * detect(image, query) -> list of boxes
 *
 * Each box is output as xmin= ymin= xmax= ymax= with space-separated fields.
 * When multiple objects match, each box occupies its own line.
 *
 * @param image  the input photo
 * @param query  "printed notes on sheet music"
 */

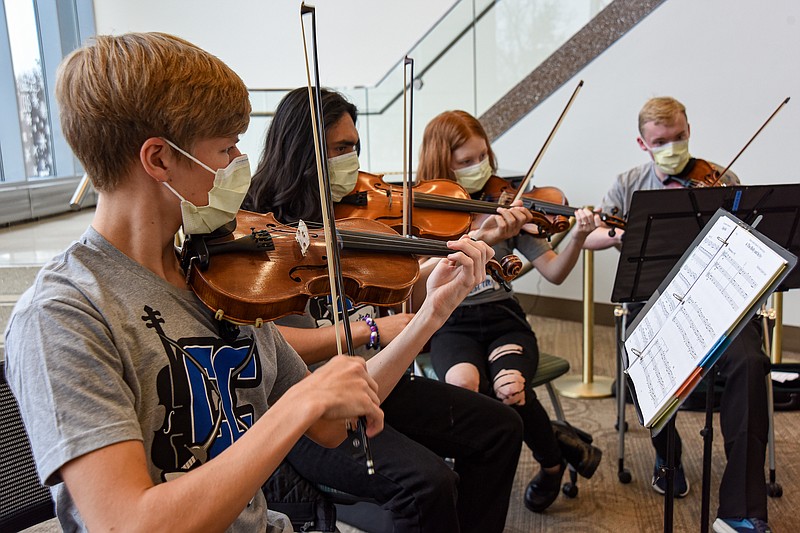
xmin=625 ymin=215 xmax=787 ymax=427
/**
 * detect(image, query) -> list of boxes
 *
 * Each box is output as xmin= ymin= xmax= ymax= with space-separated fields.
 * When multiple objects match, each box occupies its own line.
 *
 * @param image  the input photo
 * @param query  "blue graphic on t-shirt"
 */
xmin=142 ymin=305 xmax=261 ymax=479
xmin=182 ymin=343 xmax=257 ymax=458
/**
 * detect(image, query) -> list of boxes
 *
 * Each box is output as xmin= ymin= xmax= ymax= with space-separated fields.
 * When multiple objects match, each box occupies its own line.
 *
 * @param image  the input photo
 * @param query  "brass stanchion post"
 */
xmin=771 ymin=292 xmax=783 ymax=364
xmin=556 ymin=244 xmax=614 ymax=398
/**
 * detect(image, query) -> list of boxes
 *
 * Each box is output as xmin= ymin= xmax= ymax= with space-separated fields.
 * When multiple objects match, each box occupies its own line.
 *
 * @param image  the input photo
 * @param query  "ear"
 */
xmin=636 ymin=136 xmax=649 ymax=152
xmin=140 ymin=138 xmax=174 ymax=182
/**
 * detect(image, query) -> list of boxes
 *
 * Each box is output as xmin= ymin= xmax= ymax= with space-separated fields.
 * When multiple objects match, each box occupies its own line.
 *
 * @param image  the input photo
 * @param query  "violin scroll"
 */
xmin=600 ymin=207 xmax=624 ymax=238
xmin=487 ymin=254 xmax=523 ymax=291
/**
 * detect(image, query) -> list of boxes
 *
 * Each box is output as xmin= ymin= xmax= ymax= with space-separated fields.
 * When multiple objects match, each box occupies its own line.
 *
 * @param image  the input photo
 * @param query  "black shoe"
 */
xmin=524 ymin=461 xmax=566 ymax=513
xmin=551 ymin=421 xmax=602 ymax=479
xmin=651 ymin=455 xmax=690 ymax=498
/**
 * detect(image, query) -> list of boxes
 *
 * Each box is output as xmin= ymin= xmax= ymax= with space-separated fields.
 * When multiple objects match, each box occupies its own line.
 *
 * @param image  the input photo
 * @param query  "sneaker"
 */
xmin=524 ymin=461 xmax=566 ymax=513
xmin=651 ymin=455 xmax=690 ymax=498
xmin=712 ymin=517 xmax=772 ymax=533
xmin=551 ymin=421 xmax=603 ymax=479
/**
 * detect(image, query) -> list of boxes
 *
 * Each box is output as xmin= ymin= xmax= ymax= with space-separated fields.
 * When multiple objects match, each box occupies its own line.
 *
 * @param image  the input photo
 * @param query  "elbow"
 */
xmin=542 ymin=269 xmax=568 ymax=285
xmin=319 ymin=433 xmax=347 ymax=448
xmin=307 ymin=425 xmax=348 ymax=448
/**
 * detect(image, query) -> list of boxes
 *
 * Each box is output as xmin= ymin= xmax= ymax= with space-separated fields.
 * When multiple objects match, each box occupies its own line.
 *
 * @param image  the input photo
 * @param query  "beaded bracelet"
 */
xmin=360 ymin=314 xmax=381 ymax=350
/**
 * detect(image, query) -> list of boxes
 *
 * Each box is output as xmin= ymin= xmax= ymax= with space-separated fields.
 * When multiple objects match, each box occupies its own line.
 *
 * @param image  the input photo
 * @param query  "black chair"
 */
xmin=0 ymin=360 xmax=56 ymax=532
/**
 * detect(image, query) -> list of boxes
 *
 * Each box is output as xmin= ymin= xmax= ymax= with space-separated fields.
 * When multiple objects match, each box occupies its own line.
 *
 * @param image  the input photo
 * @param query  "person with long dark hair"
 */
xmin=244 ymin=87 xmax=527 ymax=533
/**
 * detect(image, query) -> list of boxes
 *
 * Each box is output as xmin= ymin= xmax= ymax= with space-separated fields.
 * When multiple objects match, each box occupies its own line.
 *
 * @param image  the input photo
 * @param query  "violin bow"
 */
xmin=512 ymin=80 xmax=584 ymax=203
xmin=402 ymin=56 xmax=415 ymax=244
xmin=711 ymin=97 xmax=790 ymax=186
xmin=300 ymin=3 xmax=375 ymax=475
xmin=401 ymin=56 xmax=415 ymax=314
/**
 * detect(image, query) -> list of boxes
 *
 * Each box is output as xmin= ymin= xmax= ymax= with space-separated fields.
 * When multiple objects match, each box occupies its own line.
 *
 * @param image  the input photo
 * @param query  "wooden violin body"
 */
xmin=184 ymin=211 xmax=421 ymax=325
xmin=479 ymin=176 xmax=573 ymax=235
xmin=671 ymin=158 xmax=724 ymax=188
xmin=182 ymin=210 xmax=523 ymax=326
xmin=407 ymin=175 xmax=626 ymax=237
xmin=334 ymin=171 xmax=473 ymax=240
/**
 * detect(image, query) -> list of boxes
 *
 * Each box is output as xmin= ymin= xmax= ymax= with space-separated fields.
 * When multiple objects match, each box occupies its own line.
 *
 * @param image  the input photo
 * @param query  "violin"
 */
xmin=415 ymin=175 xmax=626 ymax=237
xmin=666 ymin=98 xmax=792 ymax=189
xmin=336 ymin=172 xmax=625 ymax=240
xmin=666 ymin=158 xmax=726 ymax=188
xmin=334 ymin=171 xmax=473 ymax=240
xmin=181 ymin=210 xmax=522 ymax=326
xmin=480 ymin=176 xmax=576 ymax=236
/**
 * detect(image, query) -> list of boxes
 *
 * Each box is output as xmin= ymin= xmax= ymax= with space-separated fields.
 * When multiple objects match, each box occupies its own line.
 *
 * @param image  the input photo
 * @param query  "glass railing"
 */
xmin=241 ymin=0 xmax=612 ymax=178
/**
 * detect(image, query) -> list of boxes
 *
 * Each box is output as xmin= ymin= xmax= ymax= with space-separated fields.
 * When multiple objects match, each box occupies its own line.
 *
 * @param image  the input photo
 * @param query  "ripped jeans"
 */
xmin=430 ymin=298 xmax=562 ymax=468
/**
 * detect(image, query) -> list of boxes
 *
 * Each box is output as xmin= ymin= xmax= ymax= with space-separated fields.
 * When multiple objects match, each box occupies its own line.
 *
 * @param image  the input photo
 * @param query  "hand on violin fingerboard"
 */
xmin=570 ymin=207 xmax=598 ymax=239
xmin=469 ymin=203 xmax=533 ymax=245
xmin=422 ymin=237 xmax=494 ymax=324
xmin=583 ymin=215 xmax=624 ymax=251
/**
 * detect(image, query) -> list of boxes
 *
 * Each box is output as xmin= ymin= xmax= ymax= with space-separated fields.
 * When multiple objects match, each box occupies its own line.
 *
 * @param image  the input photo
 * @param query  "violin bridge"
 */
xmin=295 ymin=220 xmax=310 ymax=257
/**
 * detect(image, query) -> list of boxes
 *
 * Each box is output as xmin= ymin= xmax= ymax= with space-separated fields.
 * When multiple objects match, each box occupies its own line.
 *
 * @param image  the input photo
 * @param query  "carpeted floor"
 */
xmin=499 ymin=315 xmax=800 ymax=533
xmin=22 ymin=315 xmax=799 ymax=533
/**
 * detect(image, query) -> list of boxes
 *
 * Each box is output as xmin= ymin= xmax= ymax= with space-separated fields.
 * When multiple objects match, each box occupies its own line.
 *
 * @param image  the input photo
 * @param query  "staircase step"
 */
xmin=0 ymin=265 xmax=41 ymax=296
xmin=0 ymin=267 xmax=41 ymax=350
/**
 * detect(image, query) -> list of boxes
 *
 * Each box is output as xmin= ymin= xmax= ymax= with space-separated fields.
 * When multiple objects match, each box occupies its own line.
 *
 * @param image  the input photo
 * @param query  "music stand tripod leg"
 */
xmin=700 ymin=368 xmax=716 ymax=533
xmin=615 ymin=305 xmax=632 ymax=483
xmin=659 ymin=416 xmax=677 ymax=533
xmin=766 ymin=370 xmax=782 ymax=497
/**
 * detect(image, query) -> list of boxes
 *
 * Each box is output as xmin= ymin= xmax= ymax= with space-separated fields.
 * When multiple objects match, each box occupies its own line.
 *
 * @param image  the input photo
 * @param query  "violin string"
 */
xmin=267 ymin=223 xmax=450 ymax=255
xmin=337 ymin=230 xmax=450 ymax=255
xmin=415 ymin=190 xmax=578 ymax=217
xmin=258 ymin=219 xmax=511 ymax=278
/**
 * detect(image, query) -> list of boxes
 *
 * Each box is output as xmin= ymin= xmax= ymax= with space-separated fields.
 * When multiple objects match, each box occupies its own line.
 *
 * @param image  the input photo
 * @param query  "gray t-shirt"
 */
xmin=462 ymin=232 xmax=550 ymax=306
xmin=4 ymin=226 xmax=307 ymax=533
xmin=599 ymin=160 xmax=740 ymax=218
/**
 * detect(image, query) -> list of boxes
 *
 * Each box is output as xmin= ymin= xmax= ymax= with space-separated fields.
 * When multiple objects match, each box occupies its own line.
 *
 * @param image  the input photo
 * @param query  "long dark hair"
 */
xmin=243 ymin=87 xmax=358 ymax=223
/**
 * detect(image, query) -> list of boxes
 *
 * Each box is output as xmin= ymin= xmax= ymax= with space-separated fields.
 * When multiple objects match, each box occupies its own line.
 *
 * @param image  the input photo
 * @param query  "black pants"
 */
xmin=429 ymin=299 xmax=562 ymax=469
xmin=631 ymin=303 xmax=770 ymax=520
xmin=285 ymin=374 xmax=523 ymax=533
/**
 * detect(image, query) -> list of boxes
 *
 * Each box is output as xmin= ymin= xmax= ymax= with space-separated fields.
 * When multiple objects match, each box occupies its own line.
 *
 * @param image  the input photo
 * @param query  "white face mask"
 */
xmin=646 ymin=139 xmax=691 ymax=176
xmin=162 ymin=139 xmax=251 ymax=235
xmin=327 ymin=151 xmax=360 ymax=202
xmin=454 ymin=157 xmax=492 ymax=193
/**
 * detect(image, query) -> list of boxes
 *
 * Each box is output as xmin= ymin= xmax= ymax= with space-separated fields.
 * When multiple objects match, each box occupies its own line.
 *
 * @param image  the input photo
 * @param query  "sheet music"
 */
xmin=626 ymin=215 xmax=787 ymax=426
xmin=625 ymin=216 xmax=736 ymax=355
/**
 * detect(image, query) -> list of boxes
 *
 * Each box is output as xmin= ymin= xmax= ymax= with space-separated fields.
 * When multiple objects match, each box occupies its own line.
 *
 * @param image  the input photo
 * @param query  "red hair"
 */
xmin=417 ymin=110 xmax=497 ymax=182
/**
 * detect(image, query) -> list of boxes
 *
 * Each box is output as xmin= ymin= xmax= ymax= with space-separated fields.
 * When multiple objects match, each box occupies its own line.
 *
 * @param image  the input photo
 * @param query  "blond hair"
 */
xmin=638 ymin=97 xmax=688 ymax=135
xmin=417 ymin=110 xmax=497 ymax=183
xmin=56 ymin=32 xmax=250 ymax=191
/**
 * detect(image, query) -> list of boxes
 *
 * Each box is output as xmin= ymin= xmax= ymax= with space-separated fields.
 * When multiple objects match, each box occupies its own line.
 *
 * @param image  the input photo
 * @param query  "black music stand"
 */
xmin=611 ymin=185 xmax=800 ymax=533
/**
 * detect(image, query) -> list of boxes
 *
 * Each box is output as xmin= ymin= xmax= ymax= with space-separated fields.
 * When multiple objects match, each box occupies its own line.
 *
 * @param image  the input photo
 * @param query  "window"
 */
xmin=5 ymin=0 xmax=54 ymax=178
xmin=0 ymin=0 xmax=95 ymax=186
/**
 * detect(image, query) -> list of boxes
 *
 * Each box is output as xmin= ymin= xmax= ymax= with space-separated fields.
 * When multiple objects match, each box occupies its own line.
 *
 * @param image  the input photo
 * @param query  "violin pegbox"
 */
xmin=295 ymin=219 xmax=310 ymax=257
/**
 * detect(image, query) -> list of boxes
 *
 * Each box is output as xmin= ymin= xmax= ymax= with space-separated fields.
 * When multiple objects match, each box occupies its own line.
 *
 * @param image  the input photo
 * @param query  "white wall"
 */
xmin=492 ymin=0 xmax=800 ymax=326
xmin=91 ymin=0 xmax=800 ymax=325
xmin=92 ymin=0 xmax=456 ymax=88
